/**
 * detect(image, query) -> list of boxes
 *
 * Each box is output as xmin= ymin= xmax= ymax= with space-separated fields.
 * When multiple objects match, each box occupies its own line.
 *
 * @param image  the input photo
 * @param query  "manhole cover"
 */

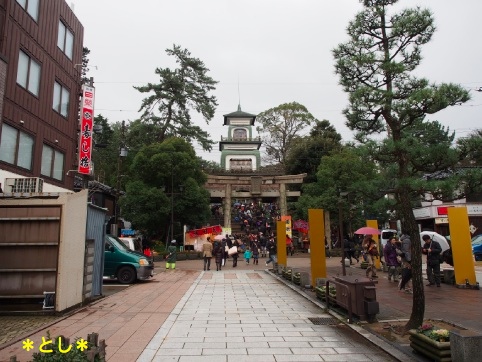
xmin=308 ymin=317 xmax=340 ymax=325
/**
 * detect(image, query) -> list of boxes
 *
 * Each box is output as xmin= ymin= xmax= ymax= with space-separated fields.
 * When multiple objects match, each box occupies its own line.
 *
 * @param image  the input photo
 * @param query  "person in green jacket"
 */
xmin=166 ymin=240 xmax=177 ymax=270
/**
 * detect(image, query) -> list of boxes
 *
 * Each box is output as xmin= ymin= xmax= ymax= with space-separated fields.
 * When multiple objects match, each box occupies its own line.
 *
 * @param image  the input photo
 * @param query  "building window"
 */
xmin=0 ymin=123 xmax=34 ymax=170
xmin=41 ymin=144 xmax=64 ymax=180
xmin=53 ymin=82 xmax=70 ymax=117
xmin=16 ymin=0 xmax=39 ymax=21
xmin=16 ymin=50 xmax=41 ymax=96
xmin=57 ymin=21 xmax=74 ymax=60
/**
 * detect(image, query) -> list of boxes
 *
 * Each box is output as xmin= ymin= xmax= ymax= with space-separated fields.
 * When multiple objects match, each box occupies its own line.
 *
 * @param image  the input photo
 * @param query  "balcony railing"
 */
xmin=220 ymin=136 xmax=261 ymax=142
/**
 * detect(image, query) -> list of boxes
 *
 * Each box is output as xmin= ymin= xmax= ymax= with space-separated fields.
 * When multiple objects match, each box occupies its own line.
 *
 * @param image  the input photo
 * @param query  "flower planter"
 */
xmin=282 ymin=269 xmax=292 ymax=280
xmin=315 ymin=287 xmax=326 ymax=300
xmin=293 ymin=272 xmax=301 ymax=285
xmin=187 ymin=252 xmax=200 ymax=260
xmin=176 ymin=253 xmax=187 ymax=261
xmin=315 ymin=286 xmax=336 ymax=303
xmin=409 ymin=329 xmax=451 ymax=362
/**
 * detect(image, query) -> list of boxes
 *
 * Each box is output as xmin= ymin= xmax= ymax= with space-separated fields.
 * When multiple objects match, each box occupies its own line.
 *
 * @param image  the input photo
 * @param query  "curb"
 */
xmin=266 ymin=268 xmax=416 ymax=362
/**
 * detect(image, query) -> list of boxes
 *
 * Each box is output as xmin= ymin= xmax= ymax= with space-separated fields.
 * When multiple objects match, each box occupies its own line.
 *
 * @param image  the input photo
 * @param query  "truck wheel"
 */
xmin=117 ymin=266 xmax=136 ymax=284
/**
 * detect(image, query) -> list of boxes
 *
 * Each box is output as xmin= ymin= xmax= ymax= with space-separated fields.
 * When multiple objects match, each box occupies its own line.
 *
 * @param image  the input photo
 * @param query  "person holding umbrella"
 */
xmin=363 ymin=235 xmax=379 ymax=278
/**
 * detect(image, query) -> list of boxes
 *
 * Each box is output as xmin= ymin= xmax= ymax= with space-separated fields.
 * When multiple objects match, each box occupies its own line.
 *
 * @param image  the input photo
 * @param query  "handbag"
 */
xmin=228 ymin=246 xmax=238 ymax=256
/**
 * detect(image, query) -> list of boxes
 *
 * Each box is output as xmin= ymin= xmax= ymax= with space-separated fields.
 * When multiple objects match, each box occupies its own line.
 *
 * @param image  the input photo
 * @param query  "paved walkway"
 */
xmin=1 ymin=265 xmax=398 ymax=362
xmin=138 ymin=270 xmax=397 ymax=362
xmin=1 ymin=254 xmax=481 ymax=362
xmin=0 ymin=270 xmax=200 ymax=362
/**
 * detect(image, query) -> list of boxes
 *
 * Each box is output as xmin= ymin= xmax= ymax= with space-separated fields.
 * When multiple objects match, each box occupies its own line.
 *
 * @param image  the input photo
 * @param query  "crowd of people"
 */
xmin=200 ymin=232 xmax=280 ymax=270
xmin=232 ymin=201 xmax=281 ymax=236
xmin=170 ymin=226 xmax=445 ymax=296
xmin=370 ymin=231 xmax=442 ymax=292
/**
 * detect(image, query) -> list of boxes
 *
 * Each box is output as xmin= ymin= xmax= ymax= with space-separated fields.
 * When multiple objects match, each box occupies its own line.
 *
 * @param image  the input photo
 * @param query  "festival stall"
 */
xmin=185 ymin=225 xmax=223 ymax=251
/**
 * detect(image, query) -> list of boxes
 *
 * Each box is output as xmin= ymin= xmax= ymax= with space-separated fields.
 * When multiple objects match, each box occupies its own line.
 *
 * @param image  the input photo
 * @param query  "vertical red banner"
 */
xmin=77 ymin=85 xmax=95 ymax=174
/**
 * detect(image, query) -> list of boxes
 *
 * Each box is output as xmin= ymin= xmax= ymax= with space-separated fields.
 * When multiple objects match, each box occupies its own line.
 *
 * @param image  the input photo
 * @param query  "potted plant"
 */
xmin=408 ymin=323 xmax=451 ymax=361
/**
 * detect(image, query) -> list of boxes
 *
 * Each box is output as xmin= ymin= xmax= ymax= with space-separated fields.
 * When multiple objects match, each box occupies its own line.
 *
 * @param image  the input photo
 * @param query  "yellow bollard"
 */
xmin=276 ymin=221 xmax=287 ymax=268
xmin=447 ymin=207 xmax=476 ymax=286
xmin=366 ymin=220 xmax=381 ymax=270
xmin=308 ymin=209 xmax=326 ymax=286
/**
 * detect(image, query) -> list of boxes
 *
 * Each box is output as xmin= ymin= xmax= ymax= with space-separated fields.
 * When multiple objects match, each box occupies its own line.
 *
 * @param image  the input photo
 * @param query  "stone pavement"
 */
xmin=0 ymin=254 xmax=481 ymax=361
xmin=137 ymin=270 xmax=398 ymax=362
xmin=0 ymin=269 xmax=200 ymax=362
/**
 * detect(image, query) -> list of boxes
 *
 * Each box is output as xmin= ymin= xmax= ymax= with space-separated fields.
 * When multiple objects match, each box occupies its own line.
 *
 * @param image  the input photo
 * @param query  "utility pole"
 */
xmin=339 ymin=191 xmax=349 ymax=276
xmin=170 ymin=167 xmax=174 ymax=242
xmin=339 ymin=199 xmax=346 ymax=276
xmin=114 ymin=120 xmax=127 ymax=236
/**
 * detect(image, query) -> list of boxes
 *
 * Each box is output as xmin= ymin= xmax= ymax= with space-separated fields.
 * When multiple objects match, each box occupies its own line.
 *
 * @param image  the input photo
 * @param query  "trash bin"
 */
xmin=333 ymin=275 xmax=379 ymax=321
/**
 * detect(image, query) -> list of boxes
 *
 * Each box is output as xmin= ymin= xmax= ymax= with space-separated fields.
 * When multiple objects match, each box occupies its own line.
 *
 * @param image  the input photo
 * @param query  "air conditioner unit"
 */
xmin=4 ymin=177 xmax=44 ymax=193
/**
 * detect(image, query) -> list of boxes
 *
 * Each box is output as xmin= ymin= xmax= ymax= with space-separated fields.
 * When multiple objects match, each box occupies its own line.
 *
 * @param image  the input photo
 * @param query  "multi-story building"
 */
xmin=0 ymin=0 xmax=84 ymax=192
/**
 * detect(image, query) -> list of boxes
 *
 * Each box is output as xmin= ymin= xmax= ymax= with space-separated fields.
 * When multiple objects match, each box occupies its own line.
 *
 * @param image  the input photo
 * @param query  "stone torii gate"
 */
xmin=204 ymin=173 xmax=306 ymax=228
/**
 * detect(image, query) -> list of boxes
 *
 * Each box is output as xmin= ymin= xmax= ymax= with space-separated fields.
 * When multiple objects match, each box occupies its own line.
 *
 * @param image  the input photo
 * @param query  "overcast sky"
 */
xmin=72 ymin=0 xmax=482 ymax=163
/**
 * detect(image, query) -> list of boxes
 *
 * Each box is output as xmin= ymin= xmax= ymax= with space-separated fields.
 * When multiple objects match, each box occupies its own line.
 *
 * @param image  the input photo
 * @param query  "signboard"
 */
xmin=437 ymin=206 xmax=453 ymax=216
xmin=77 ymin=85 xmax=95 ymax=174
xmin=413 ymin=207 xmax=431 ymax=219
xmin=281 ymin=216 xmax=292 ymax=238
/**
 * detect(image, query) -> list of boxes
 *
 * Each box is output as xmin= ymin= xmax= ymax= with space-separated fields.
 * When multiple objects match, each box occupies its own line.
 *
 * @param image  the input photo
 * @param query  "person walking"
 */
xmin=259 ymin=233 xmax=267 ymax=257
xmin=231 ymin=239 xmax=239 ymax=267
xmin=265 ymin=237 xmax=277 ymax=266
xmin=286 ymin=234 xmax=294 ymax=256
xmin=202 ymin=237 xmax=213 ymax=271
xmin=398 ymin=233 xmax=413 ymax=293
xmin=165 ymin=240 xmax=177 ymax=270
xmin=422 ymin=234 xmax=442 ymax=287
xmin=384 ymin=237 xmax=399 ymax=282
xmin=244 ymin=247 xmax=252 ymax=265
xmin=363 ymin=235 xmax=378 ymax=278
xmin=213 ymin=241 xmax=224 ymax=271
xmin=347 ymin=237 xmax=358 ymax=264
xmin=252 ymin=239 xmax=260 ymax=265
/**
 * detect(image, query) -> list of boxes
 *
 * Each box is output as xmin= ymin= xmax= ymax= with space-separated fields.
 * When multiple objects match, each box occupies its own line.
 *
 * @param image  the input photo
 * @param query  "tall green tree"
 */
xmin=134 ymin=45 xmax=218 ymax=151
xmin=119 ymin=137 xmax=210 ymax=240
xmin=333 ymin=0 xmax=470 ymax=330
xmin=81 ymin=47 xmax=91 ymax=84
xmin=295 ymin=147 xmax=381 ymax=229
xmin=91 ymin=115 xmax=117 ymax=185
xmin=285 ymin=120 xmax=342 ymax=183
xmin=256 ymin=102 xmax=316 ymax=166
xmin=456 ymin=130 xmax=482 ymax=166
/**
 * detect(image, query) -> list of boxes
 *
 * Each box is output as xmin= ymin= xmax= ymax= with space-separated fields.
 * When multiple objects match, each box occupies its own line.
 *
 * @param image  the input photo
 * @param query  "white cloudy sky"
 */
xmin=72 ymin=0 xmax=482 ymax=163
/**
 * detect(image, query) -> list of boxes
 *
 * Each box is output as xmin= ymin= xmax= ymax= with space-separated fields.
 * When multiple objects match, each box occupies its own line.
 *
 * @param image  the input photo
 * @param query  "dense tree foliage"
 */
xmin=81 ymin=47 xmax=91 ymax=84
xmin=285 ymin=120 xmax=342 ymax=183
xmin=456 ymin=130 xmax=482 ymax=166
xmin=119 ymin=137 xmax=211 ymax=240
xmin=294 ymin=147 xmax=382 ymax=227
xmin=256 ymin=102 xmax=317 ymax=166
xmin=91 ymin=115 xmax=118 ymax=185
xmin=333 ymin=0 xmax=471 ymax=330
xmin=134 ymin=45 xmax=218 ymax=151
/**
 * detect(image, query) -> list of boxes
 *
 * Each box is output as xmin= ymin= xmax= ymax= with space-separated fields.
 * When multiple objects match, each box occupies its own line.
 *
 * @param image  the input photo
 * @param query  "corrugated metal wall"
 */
xmin=86 ymin=204 xmax=106 ymax=297
xmin=0 ymin=205 xmax=61 ymax=300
